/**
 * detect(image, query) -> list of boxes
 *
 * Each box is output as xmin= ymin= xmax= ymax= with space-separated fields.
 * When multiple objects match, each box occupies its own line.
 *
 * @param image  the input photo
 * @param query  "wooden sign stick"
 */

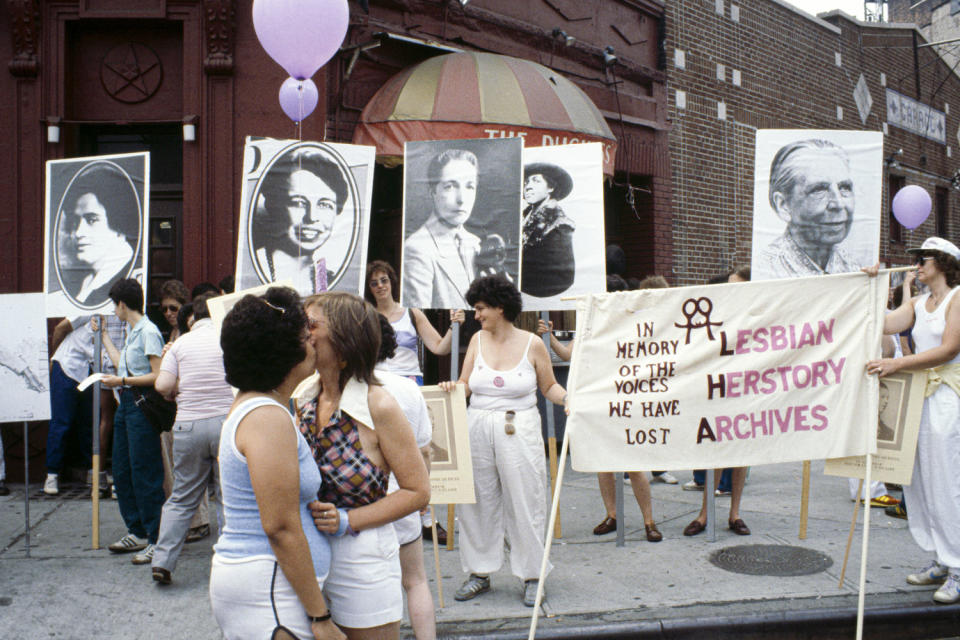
xmin=839 ymin=479 xmax=864 ymax=588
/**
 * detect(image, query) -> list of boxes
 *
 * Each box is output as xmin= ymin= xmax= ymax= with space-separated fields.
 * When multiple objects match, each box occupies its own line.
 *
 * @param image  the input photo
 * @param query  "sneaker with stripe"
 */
xmin=907 ymin=560 xmax=949 ymax=585
xmin=933 ymin=574 xmax=960 ymax=604
xmin=108 ymin=533 xmax=148 ymax=553
xmin=131 ymin=544 xmax=155 ymax=565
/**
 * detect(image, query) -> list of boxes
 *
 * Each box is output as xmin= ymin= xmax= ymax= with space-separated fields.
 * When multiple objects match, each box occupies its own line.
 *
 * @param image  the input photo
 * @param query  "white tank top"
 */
xmin=468 ymin=334 xmax=537 ymax=410
xmin=912 ymin=287 xmax=960 ymax=364
xmin=381 ymin=309 xmax=421 ymax=377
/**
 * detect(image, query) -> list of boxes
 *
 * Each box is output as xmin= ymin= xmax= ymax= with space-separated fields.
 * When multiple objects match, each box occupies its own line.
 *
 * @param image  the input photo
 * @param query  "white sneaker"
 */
xmin=652 ymin=472 xmax=679 ymax=484
xmin=132 ymin=544 xmax=155 ymax=565
xmin=43 ymin=474 xmax=59 ymax=496
xmin=933 ymin=573 xmax=960 ymax=604
xmin=108 ymin=533 xmax=148 ymax=553
xmin=907 ymin=560 xmax=949 ymax=585
xmin=682 ymin=480 xmax=704 ymax=492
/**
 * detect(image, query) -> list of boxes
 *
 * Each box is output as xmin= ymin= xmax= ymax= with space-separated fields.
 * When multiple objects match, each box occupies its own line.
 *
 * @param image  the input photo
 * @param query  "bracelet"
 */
xmin=335 ymin=508 xmax=359 ymax=537
xmin=122 ymin=377 xmax=125 ymax=386
xmin=308 ymin=612 xmax=332 ymax=623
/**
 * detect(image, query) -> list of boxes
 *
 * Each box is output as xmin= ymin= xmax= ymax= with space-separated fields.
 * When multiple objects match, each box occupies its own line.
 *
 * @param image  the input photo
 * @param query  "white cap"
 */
xmin=906 ymin=237 xmax=960 ymax=259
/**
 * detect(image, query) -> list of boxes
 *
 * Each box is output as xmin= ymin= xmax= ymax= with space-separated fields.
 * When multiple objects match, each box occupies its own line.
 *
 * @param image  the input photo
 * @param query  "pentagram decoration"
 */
xmin=100 ymin=43 xmax=164 ymax=104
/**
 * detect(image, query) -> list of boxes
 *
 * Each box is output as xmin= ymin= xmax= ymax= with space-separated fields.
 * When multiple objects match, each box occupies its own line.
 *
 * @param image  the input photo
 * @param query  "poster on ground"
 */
xmin=824 ymin=369 xmax=924 ymax=485
xmin=566 ymin=272 xmax=886 ymax=471
xmin=520 ymin=142 xmax=606 ymax=310
xmin=235 ymin=138 xmax=375 ymax=297
xmin=44 ymin=153 xmax=150 ymax=317
xmin=0 ymin=293 xmax=51 ymax=422
xmin=400 ymin=137 xmax=522 ymax=309
xmin=422 ymin=385 xmax=475 ymax=504
xmin=750 ymin=130 xmax=882 ymax=282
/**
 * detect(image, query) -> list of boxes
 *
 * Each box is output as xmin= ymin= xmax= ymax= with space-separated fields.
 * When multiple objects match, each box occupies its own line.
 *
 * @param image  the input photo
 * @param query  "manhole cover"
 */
xmin=709 ymin=544 xmax=833 ymax=576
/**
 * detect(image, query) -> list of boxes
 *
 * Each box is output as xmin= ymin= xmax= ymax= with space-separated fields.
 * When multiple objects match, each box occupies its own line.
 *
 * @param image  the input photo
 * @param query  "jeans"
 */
xmin=693 ymin=468 xmax=733 ymax=492
xmin=46 ymin=361 xmax=93 ymax=473
xmin=152 ymin=414 xmax=225 ymax=572
xmin=113 ymin=389 xmax=164 ymax=543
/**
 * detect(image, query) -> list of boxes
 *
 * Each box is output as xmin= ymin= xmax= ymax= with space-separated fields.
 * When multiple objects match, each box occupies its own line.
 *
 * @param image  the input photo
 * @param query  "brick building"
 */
xmin=665 ymin=0 xmax=960 ymax=285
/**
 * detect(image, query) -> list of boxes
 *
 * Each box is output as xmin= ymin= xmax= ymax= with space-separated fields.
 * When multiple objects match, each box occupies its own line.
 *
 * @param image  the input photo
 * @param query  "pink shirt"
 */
xmin=160 ymin=318 xmax=234 ymax=421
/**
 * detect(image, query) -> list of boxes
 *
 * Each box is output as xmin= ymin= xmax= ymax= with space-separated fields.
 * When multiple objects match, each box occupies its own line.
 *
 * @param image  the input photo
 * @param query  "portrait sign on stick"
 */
xmin=824 ymin=370 xmax=924 ymax=485
xmin=400 ymin=137 xmax=522 ymax=309
xmin=0 ymin=293 xmax=51 ymax=422
xmin=206 ymin=281 xmax=294 ymax=340
xmin=566 ymin=272 xmax=886 ymax=471
xmin=235 ymin=138 xmax=375 ymax=297
xmin=422 ymin=385 xmax=475 ymax=504
xmin=750 ymin=130 xmax=882 ymax=282
xmin=520 ymin=142 xmax=606 ymax=311
xmin=44 ymin=153 xmax=150 ymax=317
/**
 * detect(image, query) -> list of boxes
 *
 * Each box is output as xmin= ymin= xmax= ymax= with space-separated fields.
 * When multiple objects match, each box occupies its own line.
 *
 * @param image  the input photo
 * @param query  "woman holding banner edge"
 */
xmin=439 ymin=275 xmax=569 ymax=607
xmin=865 ymin=237 xmax=960 ymax=605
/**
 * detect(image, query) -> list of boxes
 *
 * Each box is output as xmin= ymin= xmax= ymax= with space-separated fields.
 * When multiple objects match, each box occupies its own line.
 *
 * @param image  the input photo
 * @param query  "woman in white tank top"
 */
xmin=866 ymin=237 xmax=960 ymax=604
xmin=439 ymin=276 xmax=568 ymax=608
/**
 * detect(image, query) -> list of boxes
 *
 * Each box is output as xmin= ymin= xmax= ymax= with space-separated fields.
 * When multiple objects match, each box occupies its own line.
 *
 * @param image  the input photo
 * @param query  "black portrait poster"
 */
xmin=44 ymin=152 xmax=150 ymax=317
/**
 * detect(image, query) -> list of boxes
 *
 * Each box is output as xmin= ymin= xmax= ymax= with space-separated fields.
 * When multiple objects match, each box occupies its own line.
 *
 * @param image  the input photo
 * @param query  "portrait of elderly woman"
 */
xmin=251 ymin=146 xmax=354 ymax=294
xmin=520 ymin=162 xmax=575 ymax=298
xmin=55 ymin=162 xmax=142 ymax=309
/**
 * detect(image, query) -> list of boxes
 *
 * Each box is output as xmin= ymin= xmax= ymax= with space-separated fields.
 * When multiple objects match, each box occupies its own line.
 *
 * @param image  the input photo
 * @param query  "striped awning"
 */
xmin=353 ymin=51 xmax=617 ymax=175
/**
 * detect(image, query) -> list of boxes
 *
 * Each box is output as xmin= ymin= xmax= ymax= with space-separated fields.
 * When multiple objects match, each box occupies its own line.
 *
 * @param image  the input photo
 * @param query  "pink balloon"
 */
xmin=278 ymin=77 xmax=319 ymax=122
xmin=252 ymin=0 xmax=350 ymax=80
xmin=892 ymin=185 xmax=932 ymax=230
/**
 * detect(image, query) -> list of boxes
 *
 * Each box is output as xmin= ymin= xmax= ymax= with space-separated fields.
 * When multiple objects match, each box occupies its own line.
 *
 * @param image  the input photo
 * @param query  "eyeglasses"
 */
xmin=916 ymin=256 xmax=935 ymax=265
xmin=504 ymin=410 xmax=516 ymax=435
xmin=369 ymin=277 xmax=390 ymax=287
xmin=161 ymin=304 xmax=181 ymax=313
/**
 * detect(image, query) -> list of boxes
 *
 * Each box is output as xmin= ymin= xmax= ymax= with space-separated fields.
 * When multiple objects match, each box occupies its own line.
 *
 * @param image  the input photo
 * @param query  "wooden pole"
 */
xmin=540 ymin=311 xmax=561 ymax=539
xmin=839 ymin=479 xmax=864 ymax=588
xmin=429 ymin=505 xmax=444 ymax=608
xmin=799 ymin=460 xmax=811 ymax=539
xmin=92 ymin=318 xmax=103 ymax=550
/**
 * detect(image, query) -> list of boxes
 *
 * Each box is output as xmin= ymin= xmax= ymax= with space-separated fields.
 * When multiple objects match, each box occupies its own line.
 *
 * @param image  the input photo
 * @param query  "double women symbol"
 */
xmin=674 ymin=297 xmax=723 ymax=344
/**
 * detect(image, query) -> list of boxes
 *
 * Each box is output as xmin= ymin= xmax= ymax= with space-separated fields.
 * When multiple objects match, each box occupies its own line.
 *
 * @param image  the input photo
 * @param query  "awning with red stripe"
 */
xmin=353 ymin=51 xmax=618 ymax=175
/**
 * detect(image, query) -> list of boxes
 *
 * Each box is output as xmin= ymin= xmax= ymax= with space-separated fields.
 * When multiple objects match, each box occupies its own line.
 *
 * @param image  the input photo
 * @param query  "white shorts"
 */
xmin=325 ymin=524 xmax=403 ymax=628
xmin=209 ymin=554 xmax=324 ymax=640
xmin=393 ymin=511 xmax=422 ymax=546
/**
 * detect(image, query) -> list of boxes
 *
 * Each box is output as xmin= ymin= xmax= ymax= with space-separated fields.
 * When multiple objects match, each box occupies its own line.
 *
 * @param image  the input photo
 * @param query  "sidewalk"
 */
xmin=1 ymin=459 xmax=957 ymax=639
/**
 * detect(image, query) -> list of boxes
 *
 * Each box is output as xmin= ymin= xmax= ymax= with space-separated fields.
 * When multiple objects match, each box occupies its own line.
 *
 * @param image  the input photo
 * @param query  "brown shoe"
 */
xmin=423 ymin=523 xmax=448 ymax=545
xmin=682 ymin=519 xmax=706 ymax=536
xmin=593 ymin=516 xmax=617 ymax=535
xmin=645 ymin=523 xmax=663 ymax=542
xmin=728 ymin=518 xmax=751 ymax=535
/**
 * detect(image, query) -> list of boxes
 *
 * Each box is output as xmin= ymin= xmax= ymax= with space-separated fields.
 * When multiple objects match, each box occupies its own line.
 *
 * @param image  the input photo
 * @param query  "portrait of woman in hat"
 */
xmin=521 ymin=162 xmax=575 ymax=298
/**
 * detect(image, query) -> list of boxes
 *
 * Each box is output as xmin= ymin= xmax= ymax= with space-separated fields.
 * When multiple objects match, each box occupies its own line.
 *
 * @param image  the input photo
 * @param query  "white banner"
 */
xmin=0 ymin=293 xmax=51 ymax=422
xmin=567 ymin=272 xmax=885 ymax=471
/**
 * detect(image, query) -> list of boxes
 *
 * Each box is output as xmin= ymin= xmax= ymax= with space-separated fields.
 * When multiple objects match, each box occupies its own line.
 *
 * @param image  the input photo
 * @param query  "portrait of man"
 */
xmin=235 ymin=138 xmax=374 ymax=297
xmin=751 ymin=131 xmax=882 ymax=282
xmin=45 ymin=155 xmax=147 ymax=317
xmin=877 ymin=380 xmax=897 ymax=443
xmin=401 ymin=137 xmax=522 ymax=309
xmin=521 ymin=162 xmax=575 ymax=297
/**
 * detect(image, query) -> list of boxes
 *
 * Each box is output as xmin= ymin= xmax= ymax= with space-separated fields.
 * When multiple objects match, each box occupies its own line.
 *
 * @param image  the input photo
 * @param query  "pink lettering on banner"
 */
xmin=715 ymin=415 xmax=733 ymax=441
xmin=706 ymin=405 xmax=829 ymax=443
xmin=771 ymin=326 xmax=787 ymax=350
xmin=726 ymin=371 xmax=742 ymax=397
xmin=828 ymin=357 xmax=846 ymax=383
xmin=812 ymin=405 xmax=829 ymax=430
xmin=794 ymin=405 xmax=810 ymax=431
xmin=733 ymin=414 xmax=750 ymax=439
xmin=736 ymin=330 xmax=752 ymax=354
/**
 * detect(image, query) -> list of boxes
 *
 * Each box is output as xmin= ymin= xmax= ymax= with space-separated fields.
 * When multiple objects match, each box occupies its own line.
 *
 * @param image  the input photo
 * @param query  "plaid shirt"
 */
xmin=297 ymin=399 xmax=387 ymax=508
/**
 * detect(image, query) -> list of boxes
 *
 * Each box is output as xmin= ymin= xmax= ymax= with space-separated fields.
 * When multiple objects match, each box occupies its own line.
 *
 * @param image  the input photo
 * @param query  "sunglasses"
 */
xmin=504 ymin=410 xmax=516 ymax=435
xmin=161 ymin=304 xmax=181 ymax=313
xmin=915 ymin=255 xmax=936 ymax=265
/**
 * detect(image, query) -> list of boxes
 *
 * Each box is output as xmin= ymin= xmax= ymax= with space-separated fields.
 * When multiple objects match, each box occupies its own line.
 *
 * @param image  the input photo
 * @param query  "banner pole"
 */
xmin=540 ymin=311 xmax=561 ymax=540
xmin=856 ymin=454 xmax=873 ymax=640
xmin=706 ymin=468 xmax=716 ymax=542
xmin=92 ymin=318 xmax=103 ymax=550
xmin=527 ymin=423 xmax=570 ymax=640
xmin=799 ymin=460 xmax=811 ymax=539
xmin=23 ymin=421 xmax=30 ymax=558
xmin=447 ymin=320 xmax=460 ymax=552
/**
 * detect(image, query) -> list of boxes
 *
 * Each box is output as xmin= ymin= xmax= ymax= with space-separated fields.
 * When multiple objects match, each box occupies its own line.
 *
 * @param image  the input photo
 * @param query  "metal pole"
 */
xmin=615 ymin=473 xmax=625 ymax=548
xmin=91 ymin=317 xmax=103 ymax=549
xmin=23 ymin=421 xmax=30 ymax=558
xmin=446 ymin=320 xmax=460 ymax=552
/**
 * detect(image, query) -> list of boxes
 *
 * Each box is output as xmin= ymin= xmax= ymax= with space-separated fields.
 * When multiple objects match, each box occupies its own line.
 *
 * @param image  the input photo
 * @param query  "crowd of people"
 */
xmin=6 ymin=234 xmax=957 ymax=640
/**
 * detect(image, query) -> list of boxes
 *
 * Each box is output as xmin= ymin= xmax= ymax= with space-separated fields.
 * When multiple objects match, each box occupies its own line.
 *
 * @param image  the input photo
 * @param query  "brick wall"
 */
xmin=665 ymin=0 xmax=960 ymax=285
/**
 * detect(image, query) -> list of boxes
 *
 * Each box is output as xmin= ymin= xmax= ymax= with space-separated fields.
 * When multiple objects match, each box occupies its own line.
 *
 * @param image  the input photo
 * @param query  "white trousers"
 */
xmin=847 ymin=478 xmax=887 ymax=500
xmin=458 ymin=407 xmax=552 ymax=581
xmin=903 ymin=388 xmax=960 ymax=570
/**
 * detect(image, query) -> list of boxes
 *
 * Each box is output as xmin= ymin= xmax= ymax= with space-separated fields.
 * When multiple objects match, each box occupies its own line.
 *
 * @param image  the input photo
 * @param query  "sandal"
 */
xmin=593 ymin=516 xmax=617 ymax=536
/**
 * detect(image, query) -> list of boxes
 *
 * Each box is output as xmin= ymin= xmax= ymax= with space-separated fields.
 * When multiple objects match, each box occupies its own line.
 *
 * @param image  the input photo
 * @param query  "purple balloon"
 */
xmin=279 ymin=77 xmax=319 ymax=122
xmin=892 ymin=185 xmax=932 ymax=230
xmin=252 ymin=0 xmax=350 ymax=80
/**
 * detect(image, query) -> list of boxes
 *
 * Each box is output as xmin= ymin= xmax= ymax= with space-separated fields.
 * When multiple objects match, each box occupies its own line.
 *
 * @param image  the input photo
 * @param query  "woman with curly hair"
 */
xmin=210 ymin=286 xmax=344 ymax=640
xmin=867 ymin=237 xmax=960 ymax=604
xmin=295 ymin=292 xmax=429 ymax=640
xmin=440 ymin=275 xmax=568 ymax=607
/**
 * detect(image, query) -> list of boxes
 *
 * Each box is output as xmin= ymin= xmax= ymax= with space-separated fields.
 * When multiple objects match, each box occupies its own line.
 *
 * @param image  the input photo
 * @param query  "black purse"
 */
xmin=132 ymin=387 xmax=177 ymax=433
